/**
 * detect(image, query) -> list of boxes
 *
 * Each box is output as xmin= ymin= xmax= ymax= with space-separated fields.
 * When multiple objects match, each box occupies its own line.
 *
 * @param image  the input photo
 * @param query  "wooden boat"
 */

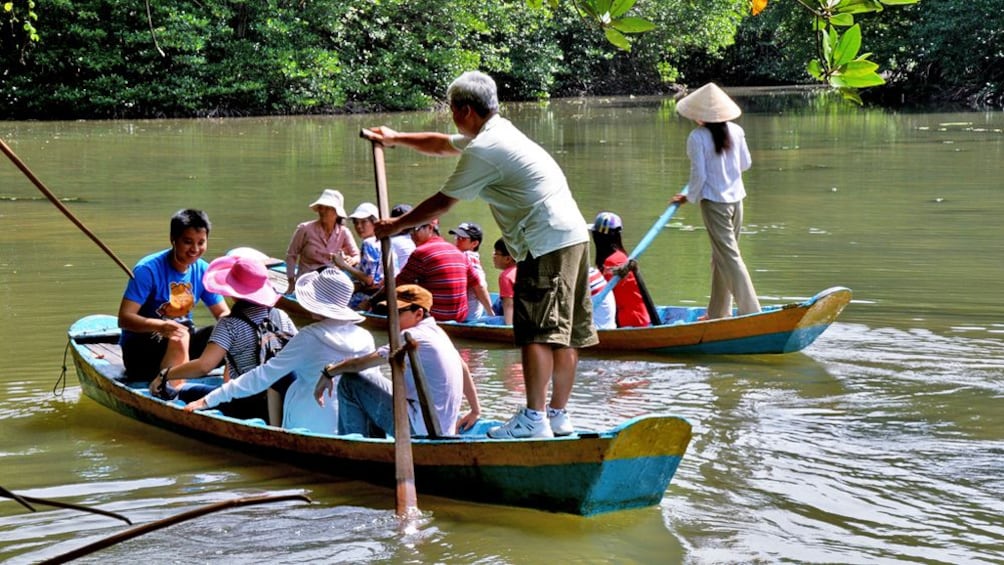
xmin=372 ymin=286 xmax=854 ymax=355
xmin=273 ymin=275 xmax=851 ymax=356
xmin=68 ymin=315 xmax=693 ymax=516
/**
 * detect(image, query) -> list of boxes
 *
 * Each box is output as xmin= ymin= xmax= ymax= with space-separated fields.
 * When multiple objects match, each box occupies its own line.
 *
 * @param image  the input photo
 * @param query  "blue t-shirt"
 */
xmin=120 ymin=249 xmax=224 ymax=343
xmin=359 ymin=236 xmax=383 ymax=286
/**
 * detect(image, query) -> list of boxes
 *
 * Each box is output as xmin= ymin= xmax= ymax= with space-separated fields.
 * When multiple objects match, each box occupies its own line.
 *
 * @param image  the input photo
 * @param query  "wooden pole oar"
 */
xmin=404 ymin=332 xmax=441 ymax=438
xmin=0 ymin=486 xmax=132 ymax=525
xmin=592 ymin=185 xmax=688 ymax=307
xmin=40 ymin=494 xmax=311 ymax=564
xmin=359 ymin=128 xmax=419 ymax=517
xmin=630 ymin=262 xmax=663 ymax=326
xmin=0 ymin=137 xmax=134 ymax=279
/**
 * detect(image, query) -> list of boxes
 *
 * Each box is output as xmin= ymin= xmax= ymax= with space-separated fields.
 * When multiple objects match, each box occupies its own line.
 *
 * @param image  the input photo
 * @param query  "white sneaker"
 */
xmin=487 ymin=409 xmax=554 ymax=439
xmin=548 ymin=408 xmax=574 ymax=436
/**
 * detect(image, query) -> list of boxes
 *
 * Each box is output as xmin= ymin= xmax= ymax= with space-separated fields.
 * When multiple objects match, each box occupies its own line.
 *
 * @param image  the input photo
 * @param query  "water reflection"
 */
xmin=2 ymin=92 xmax=1003 ymax=563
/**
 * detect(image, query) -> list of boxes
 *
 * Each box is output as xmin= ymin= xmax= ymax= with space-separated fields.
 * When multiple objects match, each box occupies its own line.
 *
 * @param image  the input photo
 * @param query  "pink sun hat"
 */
xmin=203 ymin=255 xmax=281 ymax=306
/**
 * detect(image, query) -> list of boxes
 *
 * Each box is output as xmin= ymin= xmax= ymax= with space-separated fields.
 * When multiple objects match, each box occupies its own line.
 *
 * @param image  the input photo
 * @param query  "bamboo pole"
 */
xmin=40 ymin=494 xmax=311 ymax=564
xmin=359 ymin=128 xmax=419 ymax=517
xmin=0 ymin=137 xmax=134 ymax=279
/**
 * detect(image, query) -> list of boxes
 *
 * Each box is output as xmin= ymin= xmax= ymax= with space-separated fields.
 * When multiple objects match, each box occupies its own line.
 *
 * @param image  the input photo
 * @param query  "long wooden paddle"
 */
xmin=359 ymin=128 xmax=419 ymax=517
xmin=592 ymin=185 xmax=688 ymax=308
xmin=0 ymin=137 xmax=134 ymax=279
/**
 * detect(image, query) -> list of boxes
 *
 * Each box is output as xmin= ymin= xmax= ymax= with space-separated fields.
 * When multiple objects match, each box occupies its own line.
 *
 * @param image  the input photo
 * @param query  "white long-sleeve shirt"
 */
xmin=685 ymin=121 xmax=752 ymax=205
xmin=202 ymin=318 xmax=380 ymax=433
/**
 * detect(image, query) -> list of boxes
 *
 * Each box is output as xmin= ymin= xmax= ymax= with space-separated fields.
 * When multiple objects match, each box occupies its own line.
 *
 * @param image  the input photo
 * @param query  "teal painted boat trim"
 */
xmin=68 ymin=315 xmax=693 ymax=516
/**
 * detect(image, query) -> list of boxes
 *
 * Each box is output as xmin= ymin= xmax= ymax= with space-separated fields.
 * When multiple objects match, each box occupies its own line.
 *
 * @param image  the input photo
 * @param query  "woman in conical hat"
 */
xmin=671 ymin=83 xmax=761 ymax=319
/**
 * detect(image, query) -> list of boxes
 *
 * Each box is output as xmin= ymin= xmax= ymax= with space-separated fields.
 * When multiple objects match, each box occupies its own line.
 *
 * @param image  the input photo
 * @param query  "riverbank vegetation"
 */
xmin=1 ymin=0 xmax=1000 ymax=119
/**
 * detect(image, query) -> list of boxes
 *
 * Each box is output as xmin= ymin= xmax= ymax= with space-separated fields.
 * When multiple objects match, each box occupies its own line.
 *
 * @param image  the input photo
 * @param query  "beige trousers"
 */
xmin=700 ymin=200 xmax=761 ymax=318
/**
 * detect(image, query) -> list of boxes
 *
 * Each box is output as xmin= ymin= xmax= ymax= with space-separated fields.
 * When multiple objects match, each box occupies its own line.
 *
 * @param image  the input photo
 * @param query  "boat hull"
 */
xmin=69 ymin=315 xmax=691 ymax=516
xmin=360 ymin=287 xmax=853 ymax=355
xmin=264 ymin=254 xmax=850 ymax=355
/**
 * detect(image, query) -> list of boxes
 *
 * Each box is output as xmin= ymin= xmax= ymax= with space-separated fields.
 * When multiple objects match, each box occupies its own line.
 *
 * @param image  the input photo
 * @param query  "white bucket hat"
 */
xmin=294 ymin=268 xmax=364 ymax=323
xmin=348 ymin=202 xmax=379 ymax=220
xmin=309 ymin=189 xmax=348 ymax=218
xmin=676 ymin=83 xmax=742 ymax=123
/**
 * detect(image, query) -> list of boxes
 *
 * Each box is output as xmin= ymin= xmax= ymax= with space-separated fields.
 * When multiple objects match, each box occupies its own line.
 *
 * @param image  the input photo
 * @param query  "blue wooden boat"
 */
xmin=269 ymin=263 xmax=851 ymax=355
xmin=358 ymin=287 xmax=853 ymax=355
xmin=68 ymin=315 xmax=693 ymax=516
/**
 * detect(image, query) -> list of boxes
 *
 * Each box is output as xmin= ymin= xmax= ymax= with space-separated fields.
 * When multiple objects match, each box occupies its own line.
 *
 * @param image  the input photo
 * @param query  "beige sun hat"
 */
xmin=309 ymin=189 xmax=348 ymax=218
xmin=676 ymin=83 xmax=742 ymax=123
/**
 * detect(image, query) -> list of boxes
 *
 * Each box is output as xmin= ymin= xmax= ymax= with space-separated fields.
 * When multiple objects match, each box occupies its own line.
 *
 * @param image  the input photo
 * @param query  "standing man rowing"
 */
xmin=368 ymin=70 xmax=597 ymax=439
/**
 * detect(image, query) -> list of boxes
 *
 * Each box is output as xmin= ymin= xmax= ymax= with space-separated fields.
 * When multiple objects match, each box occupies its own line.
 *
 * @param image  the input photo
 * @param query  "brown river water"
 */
xmin=1 ymin=92 xmax=1002 ymax=563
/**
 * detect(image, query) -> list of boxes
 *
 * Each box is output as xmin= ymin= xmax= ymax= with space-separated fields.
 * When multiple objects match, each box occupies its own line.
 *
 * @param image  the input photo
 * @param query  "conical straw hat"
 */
xmin=676 ymin=83 xmax=742 ymax=123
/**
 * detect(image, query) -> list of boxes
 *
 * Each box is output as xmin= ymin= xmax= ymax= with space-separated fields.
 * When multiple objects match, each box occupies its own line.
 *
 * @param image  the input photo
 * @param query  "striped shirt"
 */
xmin=588 ymin=267 xmax=617 ymax=329
xmin=395 ymin=236 xmax=479 ymax=322
xmin=208 ymin=302 xmax=298 ymax=377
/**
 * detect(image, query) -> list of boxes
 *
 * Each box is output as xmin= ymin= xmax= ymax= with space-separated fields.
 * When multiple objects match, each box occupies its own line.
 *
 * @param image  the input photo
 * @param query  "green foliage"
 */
xmin=800 ymin=0 xmax=920 ymax=104
xmin=4 ymin=0 xmax=705 ymax=117
xmin=3 ymin=0 xmax=38 ymax=42
xmin=6 ymin=0 xmax=989 ymax=117
xmin=715 ymin=0 xmax=1001 ymax=108
xmin=571 ymin=0 xmax=655 ymax=52
xmin=896 ymin=0 xmax=1004 ymax=106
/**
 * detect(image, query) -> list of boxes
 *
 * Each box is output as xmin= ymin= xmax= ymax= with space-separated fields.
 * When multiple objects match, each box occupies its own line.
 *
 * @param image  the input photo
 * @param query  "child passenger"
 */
xmin=590 ymin=211 xmax=651 ymax=328
xmin=490 ymin=238 xmax=517 ymax=325
xmin=449 ymin=221 xmax=494 ymax=321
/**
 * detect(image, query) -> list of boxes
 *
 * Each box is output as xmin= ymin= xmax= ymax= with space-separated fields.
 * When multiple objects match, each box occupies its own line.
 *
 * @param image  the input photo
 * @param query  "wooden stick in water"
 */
xmin=0 ymin=137 xmax=135 ymax=279
xmin=40 ymin=494 xmax=311 ymax=564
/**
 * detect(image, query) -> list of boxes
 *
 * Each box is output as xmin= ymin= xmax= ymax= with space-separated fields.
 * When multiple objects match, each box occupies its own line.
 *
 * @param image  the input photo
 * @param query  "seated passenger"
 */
xmin=590 ymin=211 xmax=651 ymax=328
xmin=389 ymin=203 xmax=416 ymax=275
xmin=490 ymin=238 xmax=517 ymax=325
xmin=334 ymin=202 xmax=383 ymax=308
xmin=284 ymin=189 xmax=360 ymax=295
xmin=150 ymin=254 xmax=297 ymax=424
xmin=588 ymin=265 xmax=617 ymax=329
xmin=448 ymin=221 xmax=494 ymax=321
xmin=186 ymin=268 xmax=380 ymax=434
xmin=117 ymin=208 xmax=230 ymax=382
xmin=367 ymin=218 xmax=484 ymax=323
xmin=314 ymin=285 xmax=482 ymax=437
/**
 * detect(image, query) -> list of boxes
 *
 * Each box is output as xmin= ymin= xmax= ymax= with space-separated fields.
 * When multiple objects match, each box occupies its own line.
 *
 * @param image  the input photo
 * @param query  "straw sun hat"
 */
xmin=676 ymin=83 xmax=742 ymax=123
xmin=295 ymin=268 xmax=364 ymax=323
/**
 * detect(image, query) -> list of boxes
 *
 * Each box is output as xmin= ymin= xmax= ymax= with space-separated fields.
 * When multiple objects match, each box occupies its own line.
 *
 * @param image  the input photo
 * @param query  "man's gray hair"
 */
xmin=447 ymin=71 xmax=499 ymax=118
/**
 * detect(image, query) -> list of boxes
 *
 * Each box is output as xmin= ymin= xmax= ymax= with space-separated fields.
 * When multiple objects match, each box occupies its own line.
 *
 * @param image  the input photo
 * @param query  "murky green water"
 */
xmin=2 ymin=92 xmax=1002 ymax=564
